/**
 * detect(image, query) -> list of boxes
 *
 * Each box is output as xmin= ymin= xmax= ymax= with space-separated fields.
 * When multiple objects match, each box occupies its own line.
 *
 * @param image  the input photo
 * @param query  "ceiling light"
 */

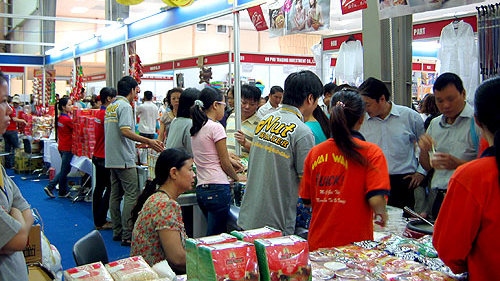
xmin=71 ymin=7 xmax=89 ymax=14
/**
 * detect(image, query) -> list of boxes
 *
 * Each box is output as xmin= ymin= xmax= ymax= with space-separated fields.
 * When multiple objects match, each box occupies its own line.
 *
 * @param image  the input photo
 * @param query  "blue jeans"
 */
xmin=3 ymin=130 xmax=19 ymax=168
xmin=196 ymin=184 xmax=231 ymax=236
xmin=48 ymin=150 xmax=73 ymax=195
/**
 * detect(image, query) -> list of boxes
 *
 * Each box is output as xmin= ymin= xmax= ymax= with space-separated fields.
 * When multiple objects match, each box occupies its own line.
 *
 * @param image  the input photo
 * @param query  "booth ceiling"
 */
xmin=2 ymin=0 xmax=498 ymax=57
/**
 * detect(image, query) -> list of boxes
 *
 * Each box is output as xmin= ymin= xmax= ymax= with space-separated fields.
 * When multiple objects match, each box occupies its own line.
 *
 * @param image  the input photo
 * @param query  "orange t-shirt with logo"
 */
xmin=299 ymin=138 xmax=390 ymax=251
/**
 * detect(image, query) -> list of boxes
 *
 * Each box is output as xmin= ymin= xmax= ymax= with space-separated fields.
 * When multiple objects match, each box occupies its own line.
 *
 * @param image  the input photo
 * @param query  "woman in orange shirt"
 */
xmin=299 ymin=89 xmax=390 ymax=251
xmin=433 ymin=77 xmax=500 ymax=280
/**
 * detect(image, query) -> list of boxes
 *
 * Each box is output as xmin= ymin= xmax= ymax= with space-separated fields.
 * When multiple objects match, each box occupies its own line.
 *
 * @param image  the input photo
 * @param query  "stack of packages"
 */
xmin=64 ymin=256 xmax=175 ymax=281
xmin=309 ymin=234 xmax=463 ymax=280
xmin=32 ymin=77 xmax=54 ymax=106
xmin=31 ymin=116 xmax=54 ymax=139
xmin=186 ymin=226 xmax=312 ymax=281
xmin=72 ymin=109 xmax=98 ymax=158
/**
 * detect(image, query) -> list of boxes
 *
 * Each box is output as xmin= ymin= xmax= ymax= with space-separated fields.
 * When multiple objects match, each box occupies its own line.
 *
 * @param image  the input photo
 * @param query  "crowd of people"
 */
xmin=2 ymin=67 xmax=499 ymax=280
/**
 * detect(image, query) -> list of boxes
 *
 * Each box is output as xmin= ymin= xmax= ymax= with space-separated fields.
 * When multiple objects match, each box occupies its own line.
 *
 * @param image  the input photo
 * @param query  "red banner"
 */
xmin=412 ymin=15 xmax=477 ymax=40
xmin=322 ymin=33 xmax=363 ymax=51
xmin=143 ymin=61 xmax=174 ymax=73
xmin=422 ymin=63 xmax=436 ymax=72
xmin=341 ymin=0 xmax=367 ymax=15
xmin=247 ymin=5 xmax=268 ymax=31
xmin=0 ymin=66 xmax=24 ymax=73
xmin=83 ymin=73 xmax=106 ymax=82
xmin=240 ymin=54 xmax=315 ymax=66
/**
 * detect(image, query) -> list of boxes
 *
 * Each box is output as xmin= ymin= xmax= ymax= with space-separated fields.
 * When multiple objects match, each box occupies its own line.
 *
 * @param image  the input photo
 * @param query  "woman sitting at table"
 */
xmin=131 ymin=148 xmax=195 ymax=274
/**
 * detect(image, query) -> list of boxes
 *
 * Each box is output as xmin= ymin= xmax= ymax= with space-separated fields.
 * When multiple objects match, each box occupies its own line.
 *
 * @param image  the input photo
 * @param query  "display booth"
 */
xmin=411 ymin=15 xmax=478 ymax=102
xmin=322 ymin=15 xmax=480 ymax=102
xmin=143 ymin=52 xmax=316 ymax=96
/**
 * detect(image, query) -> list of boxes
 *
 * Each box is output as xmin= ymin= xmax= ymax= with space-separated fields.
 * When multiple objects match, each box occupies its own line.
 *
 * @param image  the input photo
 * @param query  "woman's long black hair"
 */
xmin=190 ymin=87 xmax=223 ymax=136
xmin=474 ymin=76 xmax=500 ymax=185
xmin=131 ymin=148 xmax=192 ymax=224
xmin=54 ymin=97 xmax=70 ymax=142
xmin=329 ymin=89 xmax=367 ymax=166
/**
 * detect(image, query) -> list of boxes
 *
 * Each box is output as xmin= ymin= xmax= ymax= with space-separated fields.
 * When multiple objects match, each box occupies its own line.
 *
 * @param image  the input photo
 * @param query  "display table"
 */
xmin=44 ymin=139 xmax=93 ymax=176
xmin=177 ymin=193 xmax=207 ymax=238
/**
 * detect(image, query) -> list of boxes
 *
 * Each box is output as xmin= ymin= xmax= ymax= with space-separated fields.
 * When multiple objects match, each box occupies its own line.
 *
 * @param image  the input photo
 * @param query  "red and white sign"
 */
xmin=422 ymin=63 xmax=436 ymax=72
xmin=142 ymin=76 xmax=173 ymax=80
xmin=322 ymin=33 xmax=363 ymax=51
xmin=173 ymin=53 xmax=229 ymax=69
xmin=247 ymin=5 xmax=268 ymax=31
xmin=0 ymin=66 xmax=24 ymax=73
xmin=413 ymin=15 xmax=477 ymax=40
xmin=240 ymin=53 xmax=315 ymax=66
xmin=143 ymin=61 xmax=174 ymax=73
xmin=330 ymin=58 xmax=338 ymax=67
xmin=412 ymin=63 xmax=422 ymax=71
xmin=341 ymin=0 xmax=367 ymax=15
xmin=83 ymin=73 xmax=106 ymax=82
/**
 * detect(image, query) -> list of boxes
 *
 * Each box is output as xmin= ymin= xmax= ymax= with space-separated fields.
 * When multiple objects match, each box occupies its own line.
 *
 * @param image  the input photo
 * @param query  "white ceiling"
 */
xmin=0 ymin=0 xmax=488 ymax=56
xmin=55 ymin=0 xmax=495 ymax=36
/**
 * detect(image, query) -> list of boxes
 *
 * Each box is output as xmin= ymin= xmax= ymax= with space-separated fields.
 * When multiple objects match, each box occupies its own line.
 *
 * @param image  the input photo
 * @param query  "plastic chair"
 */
xmin=72 ymin=230 xmax=109 ymax=266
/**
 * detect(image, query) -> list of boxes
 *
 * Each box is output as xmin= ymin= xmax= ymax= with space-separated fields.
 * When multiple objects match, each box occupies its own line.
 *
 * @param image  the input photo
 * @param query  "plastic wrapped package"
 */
xmin=64 ymin=262 xmax=113 ymax=281
xmin=230 ymin=226 xmax=282 ymax=243
xmin=152 ymin=260 xmax=176 ymax=280
xmin=254 ymin=235 xmax=311 ymax=281
xmin=41 ymin=230 xmax=63 ymax=281
xmin=197 ymin=241 xmax=259 ymax=281
xmin=185 ymin=233 xmax=237 ymax=281
xmin=105 ymin=256 xmax=159 ymax=281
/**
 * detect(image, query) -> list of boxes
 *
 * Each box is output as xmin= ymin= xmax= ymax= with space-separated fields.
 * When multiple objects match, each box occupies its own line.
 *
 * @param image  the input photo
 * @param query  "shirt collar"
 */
xmin=116 ymin=96 xmax=128 ymax=102
xmin=387 ymin=102 xmax=401 ymax=117
xmin=481 ymin=146 xmax=496 ymax=158
xmin=438 ymin=102 xmax=473 ymax=125
xmin=367 ymin=102 xmax=399 ymax=120
xmin=280 ymin=105 xmax=304 ymax=122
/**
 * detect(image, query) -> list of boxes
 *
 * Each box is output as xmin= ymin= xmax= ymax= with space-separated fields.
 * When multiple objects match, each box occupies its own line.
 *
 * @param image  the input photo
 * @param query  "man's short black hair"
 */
xmin=143 ymin=91 xmax=153 ymax=101
xmin=282 ymin=70 xmax=323 ymax=108
xmin=358 ymin=77 xmax=391 ymax=102
xmin=433 ymin=72 xmax=464 ymax=93
xmin=117 ymin=76 xmax=138 ymax=97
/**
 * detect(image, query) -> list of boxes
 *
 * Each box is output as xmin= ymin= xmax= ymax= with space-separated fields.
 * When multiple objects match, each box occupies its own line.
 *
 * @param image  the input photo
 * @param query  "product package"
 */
xmin=64 ymin=262 xmax=113 ymax=281
xmin=198 ymin=241 xmax=259 ymax=281
xmin=186 ymin=233 xmax=238 ymax=280
xmin=230 ymin=226 xmax=282 ymax=243
xmin=105 ymin=256 xmax=159 ymax=281
xmin=254 ymin=235 xmax=311 ymax=281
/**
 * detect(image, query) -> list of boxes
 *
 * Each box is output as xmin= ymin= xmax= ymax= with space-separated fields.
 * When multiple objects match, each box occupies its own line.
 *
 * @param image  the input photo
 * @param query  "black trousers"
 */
xmin=388 ymin=173 xmax=415 ymax=213
xmin=92 ymin=156 xmax=111 ymax=227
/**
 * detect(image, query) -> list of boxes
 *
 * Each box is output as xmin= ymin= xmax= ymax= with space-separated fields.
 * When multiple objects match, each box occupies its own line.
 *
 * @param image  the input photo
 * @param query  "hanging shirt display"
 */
xmin=438 ymin=20 xmax=479 ymax=106
xmin=335 ymin=40 xmax=363 ymax=85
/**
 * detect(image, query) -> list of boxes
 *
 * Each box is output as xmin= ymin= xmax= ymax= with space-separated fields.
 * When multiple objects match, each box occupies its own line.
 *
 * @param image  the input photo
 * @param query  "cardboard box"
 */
xmin=23 ymin=225 xmax=42 ymax=264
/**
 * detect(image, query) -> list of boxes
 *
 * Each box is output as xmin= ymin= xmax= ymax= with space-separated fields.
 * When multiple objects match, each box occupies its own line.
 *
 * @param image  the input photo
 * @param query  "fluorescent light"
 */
xmin=123 ymin=17 xmax=134 ymax=25
xmin=71 ymin=7 xmax=89 ymax=14
xmin=412 ymin=41 xmax=440 ymax=50
xmin=44 ymin=48 xmax=57 ymax=56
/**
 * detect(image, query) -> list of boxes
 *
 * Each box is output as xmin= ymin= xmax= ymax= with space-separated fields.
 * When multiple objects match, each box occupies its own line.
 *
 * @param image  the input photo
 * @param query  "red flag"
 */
xmin=341 ymin=0 xmax=367 ymax=15
xmin=247 ymin=5 xmax=268 ymax=31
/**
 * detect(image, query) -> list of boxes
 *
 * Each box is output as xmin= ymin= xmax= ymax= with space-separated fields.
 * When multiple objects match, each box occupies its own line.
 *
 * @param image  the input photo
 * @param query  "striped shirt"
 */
xmin=225 ymin=113 xmax=260 ymax=158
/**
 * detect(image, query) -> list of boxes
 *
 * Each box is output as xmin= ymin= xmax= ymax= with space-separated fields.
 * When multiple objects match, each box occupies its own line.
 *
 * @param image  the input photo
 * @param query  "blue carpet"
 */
xmin=9 ymin=169 xmax=130 ymax=270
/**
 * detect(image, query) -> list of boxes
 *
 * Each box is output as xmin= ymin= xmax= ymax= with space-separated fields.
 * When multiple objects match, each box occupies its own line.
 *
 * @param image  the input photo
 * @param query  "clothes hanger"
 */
xmin=345 ymin=34 xmax=356 ymax=43
xmin=452 ymin=14 xmax=460 ymax=29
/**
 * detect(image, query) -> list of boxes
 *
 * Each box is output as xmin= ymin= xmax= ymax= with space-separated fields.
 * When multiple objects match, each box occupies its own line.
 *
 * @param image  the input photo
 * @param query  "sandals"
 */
xmin=121 ymin=239 xmax=131 ymax=246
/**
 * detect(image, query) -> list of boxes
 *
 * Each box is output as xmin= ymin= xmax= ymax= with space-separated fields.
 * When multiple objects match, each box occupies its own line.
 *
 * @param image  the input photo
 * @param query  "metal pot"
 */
xmin=403 ymin=219 xmax=434 ymax=239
